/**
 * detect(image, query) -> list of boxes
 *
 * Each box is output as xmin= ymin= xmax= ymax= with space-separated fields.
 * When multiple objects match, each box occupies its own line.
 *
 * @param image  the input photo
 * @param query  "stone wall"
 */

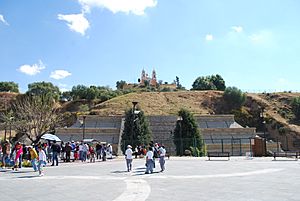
xmin=55 ymin=115 xmax=256 ymax=155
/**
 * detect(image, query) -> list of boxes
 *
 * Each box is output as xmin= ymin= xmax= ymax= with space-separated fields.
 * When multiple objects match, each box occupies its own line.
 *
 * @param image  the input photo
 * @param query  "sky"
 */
xmin=1 ymin=0 xmax=300 ymax=93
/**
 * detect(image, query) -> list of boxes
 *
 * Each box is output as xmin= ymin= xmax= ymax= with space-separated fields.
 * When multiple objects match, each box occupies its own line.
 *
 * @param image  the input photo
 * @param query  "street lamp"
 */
xmin=9 ymin=117 xmax=14 ymax=142
xmin=260 ymin=107 xmax=267 ymax=156
xmin=4 ymin=123 xmax=7 ymax=142
xmin=81 ymin=115 xmax=86 ymax=140
xmin=131 ymin=101 xmax=138 ymax=145
xmin=177 ymin=116 xmax=183 ymax=156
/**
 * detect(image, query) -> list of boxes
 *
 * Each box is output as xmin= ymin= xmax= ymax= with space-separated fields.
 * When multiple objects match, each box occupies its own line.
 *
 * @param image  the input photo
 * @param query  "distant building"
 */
xmin=140 ymin=69 xmax=157 ymax=86
xmin=122 ymin=69 xmax=176 ymax=90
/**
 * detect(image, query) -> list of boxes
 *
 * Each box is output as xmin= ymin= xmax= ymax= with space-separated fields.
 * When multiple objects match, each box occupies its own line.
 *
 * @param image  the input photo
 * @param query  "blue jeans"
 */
xmin=82 ymin=151 xmax=87 ymax=162
xmin=146 ymin=159 xmax=154 ymax=173
xmin=52 ymin=152 xmax=58 ymax=166
xmin=38 ymin=160 xmax=45 ymax=174
xmin=126 ymin=159 xmax=132 ymax=171
xmin=31 ymin=159 xmax=37 ymax=171
xmin=159 ymin=156 xmax=165 ymax=171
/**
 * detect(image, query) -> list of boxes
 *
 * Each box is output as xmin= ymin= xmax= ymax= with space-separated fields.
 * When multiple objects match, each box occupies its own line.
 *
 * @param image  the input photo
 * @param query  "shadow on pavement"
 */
xmin=10 ymin=170 xmax=34 ymax=174
xmin=111 ymin=170 xmax=129 ymax=174
xmin=17 ymin=175 xmax=40 ymax=179
xmin=132 ymin=171 xmax=161 ymax=176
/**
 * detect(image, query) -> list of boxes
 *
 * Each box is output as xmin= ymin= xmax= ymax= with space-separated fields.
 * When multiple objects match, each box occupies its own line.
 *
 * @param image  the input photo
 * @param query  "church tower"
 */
xmin=141 ymin=69 xmax=146 ymax=85
xmin=150 ymin=69 xmax=157 ymax=86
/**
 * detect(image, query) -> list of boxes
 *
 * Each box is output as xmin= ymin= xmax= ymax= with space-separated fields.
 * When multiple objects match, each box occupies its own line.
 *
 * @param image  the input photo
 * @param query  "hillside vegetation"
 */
xmin=2 ymin=91 xmax=300 ymax=143
xmin=91 ymin=91 xmax=224 ymax=116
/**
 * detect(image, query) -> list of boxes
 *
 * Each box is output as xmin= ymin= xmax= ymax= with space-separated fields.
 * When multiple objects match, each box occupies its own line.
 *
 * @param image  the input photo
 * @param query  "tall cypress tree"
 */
xmin=173 ymin=108 xmax=204 ymax=156
xmin=121 ymin=108 xmax=152 ymax=153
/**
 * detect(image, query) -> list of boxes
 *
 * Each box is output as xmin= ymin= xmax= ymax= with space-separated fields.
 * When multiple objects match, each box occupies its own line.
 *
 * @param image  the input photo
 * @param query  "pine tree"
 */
xmin=121 ymin=108 xmax=152 ymax=153
xmin=173 ymin=108 xmax=204 ymax=156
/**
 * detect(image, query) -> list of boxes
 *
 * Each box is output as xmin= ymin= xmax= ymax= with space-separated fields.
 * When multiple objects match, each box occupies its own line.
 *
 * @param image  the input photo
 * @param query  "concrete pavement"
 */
xmin=1 ymin=156 xmax=300 ymax=201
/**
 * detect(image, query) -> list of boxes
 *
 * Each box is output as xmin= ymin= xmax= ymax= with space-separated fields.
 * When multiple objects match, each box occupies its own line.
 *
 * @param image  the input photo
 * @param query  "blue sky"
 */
xmin=1 ymin=0 xmax=300 ymax=93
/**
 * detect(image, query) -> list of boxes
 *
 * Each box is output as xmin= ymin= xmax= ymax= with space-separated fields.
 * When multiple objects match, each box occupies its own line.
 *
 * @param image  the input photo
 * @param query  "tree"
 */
xmin=291 ymin=97 xmax=300 ymax=120
xmin=71 ymin=85 xmax=88 ymax=100
xmin=3 ymin=94 xmax=64 ymax=143
xmin=173 ymin=108 xmax=204 ymax=156
xmin=27 ymin=82 xmax=60 ymax=101
xmin=211 ymin=74 xmax=226 ymax=91
xmin=0 ymin=82 xmax=19 ymax=93
xmin=121 ymin=108 xmax=152 ymax=152
xmin=116 ymin=80 xmax=127 ymax=90
xmin=192 ymin=74 xmax=226 ymax=91
xmin=192 ymin=76 xmax=216 ymax=90
xmin=175 ymin=76 xmax=185 ymax=90
xmin=223 ymin=86 xmax=246 ymax=111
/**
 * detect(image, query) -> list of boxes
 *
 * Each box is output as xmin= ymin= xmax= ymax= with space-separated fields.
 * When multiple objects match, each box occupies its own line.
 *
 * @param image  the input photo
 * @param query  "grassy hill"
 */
xmin=90 ymin=91 xmax=224 ymax=116
xmin=2 ymin=90 xmax=300 ymax=147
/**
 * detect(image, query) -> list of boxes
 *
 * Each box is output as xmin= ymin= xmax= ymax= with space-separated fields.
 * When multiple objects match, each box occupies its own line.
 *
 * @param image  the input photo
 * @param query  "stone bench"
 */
xmin=273 ymin=151 xmax=298 ymax=160
xmin=207 ymin=152 xmax=230 ymax=160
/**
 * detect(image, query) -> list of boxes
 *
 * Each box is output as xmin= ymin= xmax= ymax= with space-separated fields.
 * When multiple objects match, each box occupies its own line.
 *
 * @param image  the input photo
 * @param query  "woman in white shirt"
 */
xmin=145 ymin=147 xmax=154 ymax=174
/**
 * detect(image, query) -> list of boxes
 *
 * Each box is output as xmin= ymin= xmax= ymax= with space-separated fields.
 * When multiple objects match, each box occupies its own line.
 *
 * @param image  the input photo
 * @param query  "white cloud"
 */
xmin=58 ymin=83 xmax=71 ymax=92
xmin=205 ymin=34 xmax=213 ymax=41
xmin=0 ymin=14 xmax=9 ymax=25
xmin=50 ymin=70 xmax=72 ymax=80
xmin=18 ymin=60 xmax=45 ymax=76
xmin=231 ymin=26 xmax=243 ymax=33
xmin=249 ymin=31 xmax=273 ymax=44
xmin=78 ymin=0 xmax=157 ymax=15
xmin=58 ymin=13 xmax=90 ymax=35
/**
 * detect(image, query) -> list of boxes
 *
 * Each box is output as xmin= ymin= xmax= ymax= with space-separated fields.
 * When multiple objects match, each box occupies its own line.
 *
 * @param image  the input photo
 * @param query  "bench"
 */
xmin=273 ymin=151 xmax=299 ymax=160
xmin=207 ymin=152 xmax=230 ymax=160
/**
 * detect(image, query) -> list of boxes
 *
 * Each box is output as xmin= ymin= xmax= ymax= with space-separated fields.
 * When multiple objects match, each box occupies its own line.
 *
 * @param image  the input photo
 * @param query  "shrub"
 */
xmin=223 ymin=86 xmax=246 ymax=110
xmin=291 ymin=97 xmax=300 ymax=120
xmin=22 ymin=160 xmax=32 ymax=167
xmin=184 ymin=149 xmax=192 ymax=156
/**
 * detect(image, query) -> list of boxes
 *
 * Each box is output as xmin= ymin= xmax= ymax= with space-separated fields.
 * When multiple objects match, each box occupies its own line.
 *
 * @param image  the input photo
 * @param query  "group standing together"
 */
xmin=125 ymin=142 xmax=167 ymax=174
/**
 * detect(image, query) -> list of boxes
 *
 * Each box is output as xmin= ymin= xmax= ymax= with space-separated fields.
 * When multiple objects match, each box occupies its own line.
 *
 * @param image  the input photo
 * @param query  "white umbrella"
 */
xmin=41 ymin=133 xmax=61 ymax=142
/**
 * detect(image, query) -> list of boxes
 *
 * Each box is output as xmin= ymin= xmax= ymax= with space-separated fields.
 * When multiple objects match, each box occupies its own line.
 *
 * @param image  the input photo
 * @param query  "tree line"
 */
xmin=0 ymin=74 xmax=227 ymax=100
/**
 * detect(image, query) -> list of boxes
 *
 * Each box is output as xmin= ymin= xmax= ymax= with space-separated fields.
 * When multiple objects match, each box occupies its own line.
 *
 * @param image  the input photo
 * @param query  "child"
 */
xmin=89 ymin=146 xmax=96 ymax=163
xmin=28 ymin=146 xmax=38 ymax=172
xmin=37 ymin=146 xmax=46 ymax=176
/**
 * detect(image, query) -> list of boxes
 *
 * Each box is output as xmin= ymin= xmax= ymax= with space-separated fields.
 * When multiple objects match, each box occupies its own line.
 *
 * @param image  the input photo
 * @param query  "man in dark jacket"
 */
xmin=51 ymin=140 xmax=61 ymax=166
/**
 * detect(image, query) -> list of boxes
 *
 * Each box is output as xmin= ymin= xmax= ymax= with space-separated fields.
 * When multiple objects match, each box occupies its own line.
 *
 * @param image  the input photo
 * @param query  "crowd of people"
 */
xmin=1 ymin=139 xmax=167 ymax=176
xmin=0 ymin=139 xmax=114 ymax=176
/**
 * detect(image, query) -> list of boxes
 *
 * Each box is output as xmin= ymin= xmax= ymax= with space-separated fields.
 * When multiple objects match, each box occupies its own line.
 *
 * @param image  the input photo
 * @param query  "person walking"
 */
xmin=51 ymin=140 xmax=60 ymax=166
xmin=28 ymin=146 xmax=38 ymax=172
xmin=145 ymin=147 xmax=154 ymax=174
xmin=125 ymin=145 xmax=133 ymax=172
xmin=1 ymin=140 xmax=11 ymax=169
xmin=96 ymin=142 xmax=102 ymax=160
xmin=158 ymin=145 xmax=166 ymax=172
xmin=65 ymin=142 xmax=72 ymax=162
xmin=37 ymin=146 xmax=46 ymax=176
xmin=13 ymin=142 xmax=23 ymax=171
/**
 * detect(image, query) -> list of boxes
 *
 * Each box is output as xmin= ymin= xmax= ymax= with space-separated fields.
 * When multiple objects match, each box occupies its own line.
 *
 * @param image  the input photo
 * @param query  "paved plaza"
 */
xmin=1 ymin=156 xmax=300 ymax=201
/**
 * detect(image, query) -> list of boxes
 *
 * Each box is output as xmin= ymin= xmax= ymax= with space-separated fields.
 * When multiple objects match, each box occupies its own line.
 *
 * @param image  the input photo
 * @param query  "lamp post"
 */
xmin=4 ymin=123 xmax=7 ymax=142
xmin=9 ymin=117 xmax=14 ymax=142
xmin=177 ymin=116 xmax=183 ymax=156
xmin=131 ymin=101 xmax=138 ymax=145
xmin=260 ymin=107 xmax=267 ymax=156
xmin=82 ymin=115 xmax=86 ymax=140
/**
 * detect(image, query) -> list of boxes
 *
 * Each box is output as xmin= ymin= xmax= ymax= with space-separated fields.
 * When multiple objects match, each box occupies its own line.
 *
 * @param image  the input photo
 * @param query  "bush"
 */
xmin=291 ymin=97 xmax=300 ymax=120
xmin=190 ymin=147 xmax=200 ymax=157
xmin=22 ymin=160 xmax=32 ymax=167
xmin=184 ymin=149 xmax=192 ymax=156
xmin=223 ymin=86 xmax=246 ymax=110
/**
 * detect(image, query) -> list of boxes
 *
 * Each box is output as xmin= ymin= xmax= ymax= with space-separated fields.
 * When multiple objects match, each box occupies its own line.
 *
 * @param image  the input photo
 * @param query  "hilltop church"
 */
xmin=139 ymin=69 xmax=157 ymax=86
